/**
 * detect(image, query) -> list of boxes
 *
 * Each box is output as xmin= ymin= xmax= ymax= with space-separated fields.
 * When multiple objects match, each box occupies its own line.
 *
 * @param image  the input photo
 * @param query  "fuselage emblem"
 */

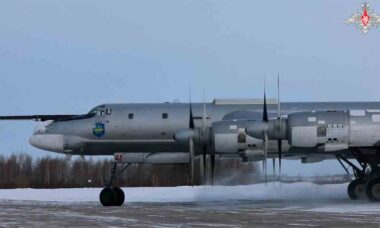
xmin=93 ymin=122 xmax=105 ymax=137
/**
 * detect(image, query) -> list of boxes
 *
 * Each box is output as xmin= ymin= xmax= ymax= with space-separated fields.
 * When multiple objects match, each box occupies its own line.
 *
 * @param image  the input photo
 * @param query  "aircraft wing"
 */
xmin=0 ymin=115 xmax=79 ymax=121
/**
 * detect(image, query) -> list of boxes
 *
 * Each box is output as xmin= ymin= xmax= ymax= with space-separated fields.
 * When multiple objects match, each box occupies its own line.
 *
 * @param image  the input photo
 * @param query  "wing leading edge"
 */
xmin=0 ymin=115 xmax=80 ymax=121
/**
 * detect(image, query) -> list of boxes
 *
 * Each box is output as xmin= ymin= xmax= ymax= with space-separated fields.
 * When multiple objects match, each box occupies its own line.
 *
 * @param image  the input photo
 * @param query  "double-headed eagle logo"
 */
xmin=345 ymin=2 xmax=380 ymax=34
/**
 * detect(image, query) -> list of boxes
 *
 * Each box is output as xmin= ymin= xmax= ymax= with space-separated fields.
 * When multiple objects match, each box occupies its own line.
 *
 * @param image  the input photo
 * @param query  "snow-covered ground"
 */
xmin=2 ymin=182 xmax=380 ymax=227
xmin=0 ymin=182 xmax=345 ymax=203
xmin=1 ymin=182 xmax=380 ymax=213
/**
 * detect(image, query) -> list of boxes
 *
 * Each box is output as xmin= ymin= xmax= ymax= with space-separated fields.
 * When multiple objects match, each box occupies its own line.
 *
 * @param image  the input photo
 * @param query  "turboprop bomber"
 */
xmin=3 ymin=88 xmax=380 ymax=206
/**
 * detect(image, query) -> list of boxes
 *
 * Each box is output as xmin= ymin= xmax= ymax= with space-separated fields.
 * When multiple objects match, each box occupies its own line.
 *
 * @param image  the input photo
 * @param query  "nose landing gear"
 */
xmin=99 ymin=161 xmax=130 ymax=206
xmin=100 ymin=186 xmax=125 ymax=206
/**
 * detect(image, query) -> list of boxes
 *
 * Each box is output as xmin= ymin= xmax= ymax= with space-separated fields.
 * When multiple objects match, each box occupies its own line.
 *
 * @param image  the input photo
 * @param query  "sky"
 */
xmin=0 ymin=0 xmax=379 ymax=176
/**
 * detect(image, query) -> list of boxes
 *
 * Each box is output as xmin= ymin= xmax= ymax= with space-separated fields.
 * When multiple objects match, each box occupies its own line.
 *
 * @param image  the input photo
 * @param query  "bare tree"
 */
xmin=0 ymin=153 xmax=259 ymax=188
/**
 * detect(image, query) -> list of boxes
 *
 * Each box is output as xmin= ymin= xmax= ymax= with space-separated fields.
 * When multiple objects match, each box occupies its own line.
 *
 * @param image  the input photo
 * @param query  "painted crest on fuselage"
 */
xmin=93 ymin=122 xmax=105 ymax=137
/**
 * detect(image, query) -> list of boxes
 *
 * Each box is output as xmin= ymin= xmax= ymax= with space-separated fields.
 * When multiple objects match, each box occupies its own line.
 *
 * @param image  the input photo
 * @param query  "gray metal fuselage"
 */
xmin=30 ymin=101 xmax=380 ymax=156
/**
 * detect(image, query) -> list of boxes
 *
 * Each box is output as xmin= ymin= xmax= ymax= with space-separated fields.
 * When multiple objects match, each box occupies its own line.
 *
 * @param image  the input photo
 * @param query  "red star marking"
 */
xmin=361 ymin=7 xmax=371 ymax=26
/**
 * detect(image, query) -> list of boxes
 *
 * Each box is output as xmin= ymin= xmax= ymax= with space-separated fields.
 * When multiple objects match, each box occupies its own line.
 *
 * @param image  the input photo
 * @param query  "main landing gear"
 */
xmin=99 ymin=162 xmax=130 ymax=206
xmin=337 ymin=149 xmax=380 ymax=202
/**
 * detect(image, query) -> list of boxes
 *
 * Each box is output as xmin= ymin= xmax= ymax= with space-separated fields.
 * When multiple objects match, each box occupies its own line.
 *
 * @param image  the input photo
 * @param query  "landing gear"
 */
xmin=337 ymin=150 xmax=380 ymax=202
xmin=347 ymin=179 xmax=365 ymax=200
xmin=99 ymin=161 xmax=130 ymax=206
xmin=336 ymin=154 xmax=367 ymax=200
xmin=99 ymin=186 xmax=122 ymax=206
xmin=366 ymin=178 xmax=380 ymax=202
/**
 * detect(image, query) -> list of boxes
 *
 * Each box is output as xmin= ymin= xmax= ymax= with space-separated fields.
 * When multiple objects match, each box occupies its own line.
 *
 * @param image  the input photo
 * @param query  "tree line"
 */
xmin=0 ymin=153 xmax=259 ymax=188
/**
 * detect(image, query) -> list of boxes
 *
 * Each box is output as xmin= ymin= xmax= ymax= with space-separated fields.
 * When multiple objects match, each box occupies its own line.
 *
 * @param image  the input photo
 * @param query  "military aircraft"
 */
xmin=2 ymin=82 xmax=380 ymax=206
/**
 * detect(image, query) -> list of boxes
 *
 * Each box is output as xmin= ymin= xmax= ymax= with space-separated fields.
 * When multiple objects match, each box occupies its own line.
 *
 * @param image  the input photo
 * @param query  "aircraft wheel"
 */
xmin=347 ymin=180 xmax=365 ymax=200
xmin=366 ymin=178 xmax=380 ymax=202
xmin=100 ymin=187 xmax=116 ymax=206
xmin=113 ymin=186 xmax=125 ymax=206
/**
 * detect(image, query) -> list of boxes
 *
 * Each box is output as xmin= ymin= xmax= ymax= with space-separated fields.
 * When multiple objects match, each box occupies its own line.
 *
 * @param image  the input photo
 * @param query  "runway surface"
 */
xmin=1 ymin=183 xmax=380 ymax=227
xmin=2 ymin=199 xmax=380 ymax=227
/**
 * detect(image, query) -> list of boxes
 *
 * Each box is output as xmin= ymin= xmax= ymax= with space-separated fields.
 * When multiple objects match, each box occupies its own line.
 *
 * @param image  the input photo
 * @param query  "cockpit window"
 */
xmin=88 ymin=107 xmax=111 ymax=117
xmin=88 ymin=109 xmax=98 ymax=116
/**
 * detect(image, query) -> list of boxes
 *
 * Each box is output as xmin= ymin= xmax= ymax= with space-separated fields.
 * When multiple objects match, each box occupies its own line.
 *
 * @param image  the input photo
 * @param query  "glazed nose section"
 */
xmin=33 ymin=121 xmax=52 ymax=134
xmin=29 ymin=134 xmax=64 ymax=153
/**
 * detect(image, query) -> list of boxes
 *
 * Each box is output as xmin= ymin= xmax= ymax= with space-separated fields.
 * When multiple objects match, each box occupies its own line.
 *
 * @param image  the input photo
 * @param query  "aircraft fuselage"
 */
xmin=29 ymin=100 xmax=380 ymax=155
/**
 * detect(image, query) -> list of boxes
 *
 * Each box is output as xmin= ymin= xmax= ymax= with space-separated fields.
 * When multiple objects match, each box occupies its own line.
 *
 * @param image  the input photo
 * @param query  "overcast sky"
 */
xmin=0 ymin=0 xmax=379 ymax=176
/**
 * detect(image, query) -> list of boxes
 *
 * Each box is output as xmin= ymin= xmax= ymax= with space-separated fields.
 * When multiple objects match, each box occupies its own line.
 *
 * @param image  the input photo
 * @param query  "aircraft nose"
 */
xmin=29 ymin=134 xmax=64 ymax=153
xmin=33 ymin=121 xmax=52 ymax=134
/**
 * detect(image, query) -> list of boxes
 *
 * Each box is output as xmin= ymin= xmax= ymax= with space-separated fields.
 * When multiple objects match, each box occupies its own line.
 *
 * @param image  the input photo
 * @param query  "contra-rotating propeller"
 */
xmin=271 ymin=75 xmax=283 ymax=181
xmin=174 ymin=92 xmax=212 ymax=186
xmin=201 ymin=96 xmax=211 ymax=183
xmin=194 ymin=95 xmax=214 ymax=185
xmin=247 ymin=75 xmax=284 ymax=186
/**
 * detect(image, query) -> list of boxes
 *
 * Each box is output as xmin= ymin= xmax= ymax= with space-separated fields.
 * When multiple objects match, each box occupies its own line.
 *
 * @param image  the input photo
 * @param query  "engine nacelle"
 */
xmin=287 ymin=110 xmax=380 ymax=151
xmin=212 ymin=120 xmax=261 ymax=153
xmin=287 ymin=111 xmax=349 ymax=148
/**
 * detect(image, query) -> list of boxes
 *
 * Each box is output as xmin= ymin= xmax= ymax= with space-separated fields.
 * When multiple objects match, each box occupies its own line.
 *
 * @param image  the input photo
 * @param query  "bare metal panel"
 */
xmin=324 ymin=143 xmax=348 ymax=152
xmin=291 ymin=126 xmax=318 ymax=147
xmin=214 ymin=133 xmax=239 ymax=153
xmin=349 ymin=125 xmax=380 ymax=146
xmin=213 ymin=99 xmax=277 ymax=105
xmin=349 ymin=110 xmax=365 ymax=116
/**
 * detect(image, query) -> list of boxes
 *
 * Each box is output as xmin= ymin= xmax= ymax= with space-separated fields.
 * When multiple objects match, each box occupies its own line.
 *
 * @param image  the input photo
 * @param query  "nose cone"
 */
xmin=29 ymin=134 xmax=64 ymax=153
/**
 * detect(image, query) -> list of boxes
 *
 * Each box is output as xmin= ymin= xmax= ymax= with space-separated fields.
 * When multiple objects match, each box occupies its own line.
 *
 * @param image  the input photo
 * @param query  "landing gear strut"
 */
xmin=99 ymin=161 xmax=130 ymax=206
xmin=337 ymin=150 xmax=380 ymax=202
xmin=336 ymin=154 xmax=366 ymax=200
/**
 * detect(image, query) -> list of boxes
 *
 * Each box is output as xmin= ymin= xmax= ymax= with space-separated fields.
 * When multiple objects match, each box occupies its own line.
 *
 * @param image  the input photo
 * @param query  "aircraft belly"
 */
xmin=81 ymin=141 xmax=188 ymax=155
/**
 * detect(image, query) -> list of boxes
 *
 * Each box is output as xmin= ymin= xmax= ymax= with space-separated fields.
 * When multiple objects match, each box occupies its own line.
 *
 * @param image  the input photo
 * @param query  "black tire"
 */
xmin=366 ymin=178 xmax=380 ymax=202
xmin=100 ymin=187 xmax=116 ymax=206
xmin=113 ymin=187 xmax=125 ymax=206
xmin=347 ymin=180 xmax=365 ymax=200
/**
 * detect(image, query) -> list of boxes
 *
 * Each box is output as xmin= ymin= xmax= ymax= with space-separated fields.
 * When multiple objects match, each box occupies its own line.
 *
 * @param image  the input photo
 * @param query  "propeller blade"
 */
xmin=277 ymin=73 xmax=282 ymax=183
xmin=202 ymin=93 xmax=206 ymax=134
xmin=210 ymin=153 xmax=215 ymax=185
xmin=189 ymin=137 xmax=195 ymax=185
xmin=189 ymin=98 xmax=195 ymax=129
xmin=263 ymin=82 xmax=268 ymax=122
xmin=277 ymin=73 xmax=280 ymax=118
xmin=278 ymin=139 xmax=282 ymax=181
xmin=202 ymin=95 xmax=207 ymax=180
xmin=264 ymin=132 xmax=268 ymax=186
xmin=202 ymin=145 xmax=207 ymax=180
